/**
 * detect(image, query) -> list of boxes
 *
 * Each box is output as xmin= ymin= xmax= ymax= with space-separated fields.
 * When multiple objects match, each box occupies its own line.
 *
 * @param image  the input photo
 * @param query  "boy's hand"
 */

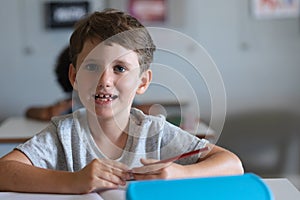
xmin=73 ymin=159 xmax=130 ymax=193
xmin=131 ymin=158 xmax=185 ymax=180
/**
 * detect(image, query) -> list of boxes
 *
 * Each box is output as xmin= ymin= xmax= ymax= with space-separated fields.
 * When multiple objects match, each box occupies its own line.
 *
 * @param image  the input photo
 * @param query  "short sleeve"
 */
xmin=16 ymin=122 xmax=67 ymax=170
xmin=160 ymin=121 xmax=209 ymax=165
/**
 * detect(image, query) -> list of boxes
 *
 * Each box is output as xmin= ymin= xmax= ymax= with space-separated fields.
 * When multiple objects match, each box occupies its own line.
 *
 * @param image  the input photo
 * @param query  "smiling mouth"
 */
xmin=94 ymin=93 xmax=118 ymax=102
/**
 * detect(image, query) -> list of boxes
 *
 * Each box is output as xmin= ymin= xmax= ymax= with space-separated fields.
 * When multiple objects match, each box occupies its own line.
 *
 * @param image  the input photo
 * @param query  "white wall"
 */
xmin=1 ymin=0 xmax=300 ymax=122
xmin=184 ymin=0 xmax=300 ymax=115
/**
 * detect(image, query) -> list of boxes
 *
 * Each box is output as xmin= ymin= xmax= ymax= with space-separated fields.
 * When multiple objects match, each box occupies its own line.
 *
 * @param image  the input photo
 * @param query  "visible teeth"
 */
xmin=95 ymin=94 xmax=115 ymax=100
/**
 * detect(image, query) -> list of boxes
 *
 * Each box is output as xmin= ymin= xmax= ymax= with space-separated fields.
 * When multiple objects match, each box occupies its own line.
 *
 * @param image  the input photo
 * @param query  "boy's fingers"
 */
xmin=92 ymin=179 xmax=119 ymax=192
xmin=98 ymin=170 xmax=126 ymax=185
xmin=140 ymin=158 xmax=159 ymax=165
xmin=102 ymin=159 xmax=130 ymax=171
xmin=131 ymin=162 xmax=170 ymax=174
xmin=97 ymin=159 xmax=130 ymax=181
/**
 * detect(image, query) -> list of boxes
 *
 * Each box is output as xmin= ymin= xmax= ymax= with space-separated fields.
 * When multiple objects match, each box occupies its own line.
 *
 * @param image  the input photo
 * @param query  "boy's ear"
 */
xmin=69 ymin=63 xmax=78 ymax=90
xmin=136 ymin=69 xmax=152 ymax=95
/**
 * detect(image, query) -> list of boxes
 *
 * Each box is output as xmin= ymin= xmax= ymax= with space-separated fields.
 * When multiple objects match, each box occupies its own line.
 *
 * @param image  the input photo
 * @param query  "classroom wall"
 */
xmin=1 ymin=0 xmax=300 ymax=122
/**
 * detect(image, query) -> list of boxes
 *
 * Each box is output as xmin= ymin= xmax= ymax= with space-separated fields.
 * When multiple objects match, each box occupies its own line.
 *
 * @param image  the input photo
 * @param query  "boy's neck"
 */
xmin=87 ymin=111 xmax=130 ymax=159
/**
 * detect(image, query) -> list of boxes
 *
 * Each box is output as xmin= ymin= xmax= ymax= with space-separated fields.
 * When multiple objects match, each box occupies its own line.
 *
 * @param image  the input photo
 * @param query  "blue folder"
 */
xmin=126 ymin=173 xmax=273 ymax=200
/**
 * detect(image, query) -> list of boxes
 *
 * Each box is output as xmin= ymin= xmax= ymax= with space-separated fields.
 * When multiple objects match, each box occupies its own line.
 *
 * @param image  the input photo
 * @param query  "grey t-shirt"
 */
xmin=16 ymin=108 xmax=208 ymax=172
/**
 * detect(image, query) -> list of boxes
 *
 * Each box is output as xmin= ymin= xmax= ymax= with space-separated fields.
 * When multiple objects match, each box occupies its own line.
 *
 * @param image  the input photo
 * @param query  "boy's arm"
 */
xmin=186 ymin=144 xmax=244 ymax=177
xmin=133 ymin=144 xmax=244 ymax=180
xmin=25 ymin=99 xmax=72 ymax=121
xmin=0 ymin=150 xmax=76 ymax=193
xmin=0 ymin=150 xmax=129 ymax=194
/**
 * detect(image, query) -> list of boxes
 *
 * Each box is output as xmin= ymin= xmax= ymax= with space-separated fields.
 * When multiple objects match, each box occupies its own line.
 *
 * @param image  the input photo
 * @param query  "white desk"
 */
xmin=264 ymin=178 xmax=300 ymax=199
xmin=0 ymin=117 xmax=49 ymax=143
xmin=0 ymin=178 xmax=298 ymax=199
xmin=0 ymin=117 xmax=49 ymax=157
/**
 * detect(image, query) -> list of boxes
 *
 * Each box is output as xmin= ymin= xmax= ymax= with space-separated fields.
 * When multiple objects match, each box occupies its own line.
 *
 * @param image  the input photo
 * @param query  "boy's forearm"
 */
xmin=25 ymin=107 xmax=52 ymax=121
xmin=186 ymin=146 xmax=244 ymax=177
xmin=0 ymin=160 xmax=76 ymax=194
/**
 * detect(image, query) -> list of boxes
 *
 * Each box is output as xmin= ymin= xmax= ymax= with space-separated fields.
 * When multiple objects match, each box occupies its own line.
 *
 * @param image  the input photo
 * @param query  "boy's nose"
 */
xmin=98 ymin=69 xmax=113 ymax=88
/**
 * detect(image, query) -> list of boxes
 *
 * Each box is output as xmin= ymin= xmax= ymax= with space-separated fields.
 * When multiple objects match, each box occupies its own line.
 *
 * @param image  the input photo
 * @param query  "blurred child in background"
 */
xmin=25 ymin=46 xmax=73 ymax=121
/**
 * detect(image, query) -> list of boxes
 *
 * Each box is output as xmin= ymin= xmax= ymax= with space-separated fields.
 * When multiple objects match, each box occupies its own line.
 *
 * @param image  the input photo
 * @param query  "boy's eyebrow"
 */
xmin=82 ymin=55 xmax=138 ymax=68
xmin=82 ymin=58 xmax=133 ymax=66
xmin=110 ymin=55 xmax=140 ymax=68
xmin=82 ymin=58 xmax=100 ymax=63
xmin=113 ymin=59 xmax=133 ymax=66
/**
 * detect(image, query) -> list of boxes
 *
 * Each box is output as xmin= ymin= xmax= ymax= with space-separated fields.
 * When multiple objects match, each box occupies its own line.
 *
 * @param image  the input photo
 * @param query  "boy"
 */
xmin=0 ymin=9 xmax=243 ymax=194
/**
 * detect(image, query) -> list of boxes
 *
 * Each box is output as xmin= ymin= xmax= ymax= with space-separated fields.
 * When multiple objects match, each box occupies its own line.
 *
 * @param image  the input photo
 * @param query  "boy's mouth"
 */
xmin=94 ymin=93 xmax=118 ymax=102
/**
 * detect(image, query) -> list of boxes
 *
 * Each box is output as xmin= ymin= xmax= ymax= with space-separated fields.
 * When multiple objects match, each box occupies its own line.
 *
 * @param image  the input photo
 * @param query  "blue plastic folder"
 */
xmin=126 ymin=173 xmax=273 ymax=200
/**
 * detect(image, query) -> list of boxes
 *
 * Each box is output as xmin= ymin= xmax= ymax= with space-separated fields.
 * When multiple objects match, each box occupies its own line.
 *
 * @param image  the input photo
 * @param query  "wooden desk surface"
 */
xmin=0 ymin=117 xmax=49 ymax=143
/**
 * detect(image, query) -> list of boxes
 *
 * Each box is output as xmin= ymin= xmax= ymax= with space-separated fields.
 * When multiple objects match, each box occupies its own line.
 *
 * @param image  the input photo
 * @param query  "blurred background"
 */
xmin=0 ymin=0 xmax=299 ymax=189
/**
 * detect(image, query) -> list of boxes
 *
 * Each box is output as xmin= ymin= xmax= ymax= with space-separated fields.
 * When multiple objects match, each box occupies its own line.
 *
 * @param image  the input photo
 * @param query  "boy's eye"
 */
xmin=114 ymin=65 xmax=126 ymax=73
xmin=85 ymin=64 xmax=99 ymax=72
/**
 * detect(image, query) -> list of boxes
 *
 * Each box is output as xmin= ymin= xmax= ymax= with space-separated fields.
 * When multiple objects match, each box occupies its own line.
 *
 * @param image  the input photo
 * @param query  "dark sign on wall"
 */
xmin=45 ymin=1 xmax=89 ymax=29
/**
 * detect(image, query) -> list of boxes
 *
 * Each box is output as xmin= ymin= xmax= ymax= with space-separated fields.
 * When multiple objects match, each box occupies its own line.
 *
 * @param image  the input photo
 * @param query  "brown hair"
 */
xmin=69 ymin=8 xmax=156 ymax=73
xmin=55 ymin=46 xmax=72 ymax=93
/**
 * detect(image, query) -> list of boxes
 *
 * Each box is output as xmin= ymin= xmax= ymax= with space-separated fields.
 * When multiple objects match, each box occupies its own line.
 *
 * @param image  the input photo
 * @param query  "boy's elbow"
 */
xmin=229 ymin=153 xmax=244 ymax=175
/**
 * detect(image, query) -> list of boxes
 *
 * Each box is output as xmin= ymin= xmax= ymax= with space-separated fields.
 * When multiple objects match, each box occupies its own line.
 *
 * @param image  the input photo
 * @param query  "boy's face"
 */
xmin=70 ymin=39 xmax=151 ymax=119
